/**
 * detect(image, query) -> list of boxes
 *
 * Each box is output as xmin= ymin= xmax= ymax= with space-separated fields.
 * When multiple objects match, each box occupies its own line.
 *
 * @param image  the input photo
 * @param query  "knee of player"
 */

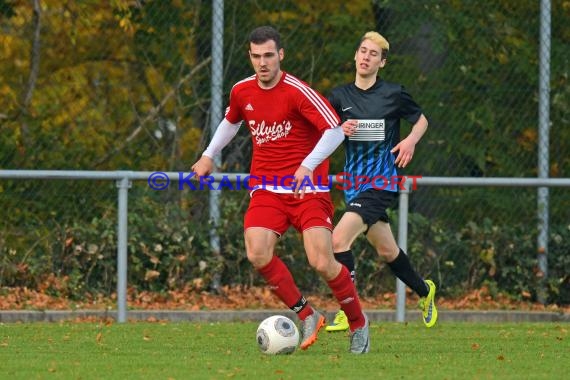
xmin=375 ymin=246 xmax=399 ymax=261
xmin=306 ymin=254 xmax=329 ymax=275
xmin=331 ymin=232 xmax=352 ymax=252
xmin=246 ymin=250 xmax=272 ymax=269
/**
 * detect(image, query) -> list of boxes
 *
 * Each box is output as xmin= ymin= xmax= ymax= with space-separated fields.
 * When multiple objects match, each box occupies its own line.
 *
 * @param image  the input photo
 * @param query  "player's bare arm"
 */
xmin=391 ymin=114 xmax=428 ymax=168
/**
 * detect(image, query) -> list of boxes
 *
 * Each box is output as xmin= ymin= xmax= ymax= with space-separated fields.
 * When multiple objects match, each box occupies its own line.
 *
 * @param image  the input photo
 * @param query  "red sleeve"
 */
xmin=284 ymin=75 xmax=340 ymax=133
xmin=225 ymin=86 xmax=242 ymax=124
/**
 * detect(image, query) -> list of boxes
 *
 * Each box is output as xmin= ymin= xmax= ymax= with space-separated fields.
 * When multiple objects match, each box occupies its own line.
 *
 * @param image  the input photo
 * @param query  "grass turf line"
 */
xmin=0 ymin=321 xmax=568 ymax=379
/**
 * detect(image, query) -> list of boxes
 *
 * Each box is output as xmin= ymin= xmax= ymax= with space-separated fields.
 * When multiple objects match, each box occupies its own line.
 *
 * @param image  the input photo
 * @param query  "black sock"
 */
xmin=290 ymin=296 xmax=308 ymax=314
xmin=334 ymin=250 xmax=355 ymax=283
xmin=387 ymin=249 xmax=429 ymax=297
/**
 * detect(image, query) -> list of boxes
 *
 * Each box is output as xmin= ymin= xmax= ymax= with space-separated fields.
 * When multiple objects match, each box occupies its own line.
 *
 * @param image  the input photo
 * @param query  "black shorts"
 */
xmin=345 ymin=189 xmax=398 ymax=227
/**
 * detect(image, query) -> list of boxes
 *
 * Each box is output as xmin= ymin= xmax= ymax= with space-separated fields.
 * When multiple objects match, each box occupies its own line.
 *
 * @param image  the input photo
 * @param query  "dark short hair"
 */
xmin=249 ymin=26 xmax=282 ymax=50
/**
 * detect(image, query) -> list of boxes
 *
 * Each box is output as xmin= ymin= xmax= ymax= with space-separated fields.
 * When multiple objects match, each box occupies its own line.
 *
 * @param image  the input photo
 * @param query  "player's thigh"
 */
xmin=244 ymin=190 xmax=289 ymax=235
xmin=290 ymin=192 xmax=334 ymax=232
xmin=332 ymin=211 xmax=367 ymax=251
xmin=347 ymin=189 xmax=398 ymax=226
xmin=244 ymin=191 xmax=288 ymax=267
xmin=366 ymin=221 xmax=399 ymax=259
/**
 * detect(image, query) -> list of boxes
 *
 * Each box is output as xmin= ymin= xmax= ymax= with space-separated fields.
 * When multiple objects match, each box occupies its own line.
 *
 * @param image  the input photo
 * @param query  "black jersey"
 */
xmin=328 ymin=79 xmax=423 ymax=203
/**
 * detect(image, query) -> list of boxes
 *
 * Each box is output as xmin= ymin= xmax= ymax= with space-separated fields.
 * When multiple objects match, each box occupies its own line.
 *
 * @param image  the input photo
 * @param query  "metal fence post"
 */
xmin=537 ymin=0 xmax=551 ymax=304
xmin=396 ymin=178 xmax=410 ymax=322
xmin=116 ymin=175 xmax=132 ymax=323
xmin=208 ymin=0 xmax=224 ymax=290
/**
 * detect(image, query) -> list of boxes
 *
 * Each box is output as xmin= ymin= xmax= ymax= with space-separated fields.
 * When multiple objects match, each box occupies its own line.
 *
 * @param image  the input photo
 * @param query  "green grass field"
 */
xmin=0 ymin=320 xmax=568 ymax=379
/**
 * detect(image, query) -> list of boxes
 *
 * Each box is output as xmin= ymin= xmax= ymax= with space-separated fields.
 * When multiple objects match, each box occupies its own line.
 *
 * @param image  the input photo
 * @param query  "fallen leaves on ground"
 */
xmin=0 ymin=285 xmax=567 ymax=314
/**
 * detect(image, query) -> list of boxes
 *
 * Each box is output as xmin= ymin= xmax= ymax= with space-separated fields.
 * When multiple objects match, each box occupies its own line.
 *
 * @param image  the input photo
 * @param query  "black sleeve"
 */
xmin=327 ymin=89 xmax=342 ymax=116
xmin=399 ymin=85 xmax=424 ymax=125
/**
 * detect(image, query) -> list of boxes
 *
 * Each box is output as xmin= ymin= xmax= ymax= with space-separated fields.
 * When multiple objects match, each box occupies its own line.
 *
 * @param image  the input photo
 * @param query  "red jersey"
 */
xmin=225 ymin=72 xmax=340 ymax=192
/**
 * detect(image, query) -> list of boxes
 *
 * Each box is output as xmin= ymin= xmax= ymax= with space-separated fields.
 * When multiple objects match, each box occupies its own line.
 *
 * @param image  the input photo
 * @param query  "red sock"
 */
xmin=327 ymin=266 xmax=366 ymax=331
xmin=257 ymin=255 xmax=313 ymax=320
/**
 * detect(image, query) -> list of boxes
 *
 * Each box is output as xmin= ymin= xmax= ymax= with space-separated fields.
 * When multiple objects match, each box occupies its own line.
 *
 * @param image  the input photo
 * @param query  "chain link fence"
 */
xmin=1 ymin=1 xmax=568 ymax=304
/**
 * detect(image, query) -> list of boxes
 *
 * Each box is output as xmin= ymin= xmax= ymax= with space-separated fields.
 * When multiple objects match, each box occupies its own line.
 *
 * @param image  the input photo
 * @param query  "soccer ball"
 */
xmin=256 ymin=315 xmax=300 ymax=355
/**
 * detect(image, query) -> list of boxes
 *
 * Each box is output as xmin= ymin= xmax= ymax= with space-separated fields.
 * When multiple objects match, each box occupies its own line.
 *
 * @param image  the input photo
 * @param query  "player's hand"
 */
xmin=342 ymin=119 xmax=358 ymax=136
xmin=292 ymin=166 xmax=315 ymax=199
xmin=391 ymin=138 xmax=416 ymax=168
xmin=191 ymin=155 xmax=214 ymax=176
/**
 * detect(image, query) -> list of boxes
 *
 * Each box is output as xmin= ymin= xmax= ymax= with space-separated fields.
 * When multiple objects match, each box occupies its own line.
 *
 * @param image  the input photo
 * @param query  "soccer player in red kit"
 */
xmin=192 ymin=25 xmax=369 ymax=354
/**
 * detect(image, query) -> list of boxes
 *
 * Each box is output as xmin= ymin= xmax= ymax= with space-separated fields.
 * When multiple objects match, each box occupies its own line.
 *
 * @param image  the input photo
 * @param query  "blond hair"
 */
xmin=359 ymin=31 xmax=389 ymax=60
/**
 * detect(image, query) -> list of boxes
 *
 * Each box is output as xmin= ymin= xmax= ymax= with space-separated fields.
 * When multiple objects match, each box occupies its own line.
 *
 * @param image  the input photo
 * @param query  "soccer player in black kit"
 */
xmin=325 ymin=31 xmax=438 ymax=332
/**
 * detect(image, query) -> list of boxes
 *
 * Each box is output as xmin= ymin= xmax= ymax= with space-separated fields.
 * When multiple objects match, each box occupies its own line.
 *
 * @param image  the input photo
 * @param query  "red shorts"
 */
xmin=244 ymin=190 xmax=334 ymax=236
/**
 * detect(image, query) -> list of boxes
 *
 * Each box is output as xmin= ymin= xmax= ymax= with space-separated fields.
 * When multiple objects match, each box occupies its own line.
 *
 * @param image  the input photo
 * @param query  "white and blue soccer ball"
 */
xmin=256 ymin=315 xmax=300 ymax=355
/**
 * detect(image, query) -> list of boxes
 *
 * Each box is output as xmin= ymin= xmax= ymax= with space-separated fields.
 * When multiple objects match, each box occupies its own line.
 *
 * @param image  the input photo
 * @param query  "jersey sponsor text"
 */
xmin=349 ymin=119 xmax=385 ymax=141
xmin=249 ymin=119 xmax=293 ymax=145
